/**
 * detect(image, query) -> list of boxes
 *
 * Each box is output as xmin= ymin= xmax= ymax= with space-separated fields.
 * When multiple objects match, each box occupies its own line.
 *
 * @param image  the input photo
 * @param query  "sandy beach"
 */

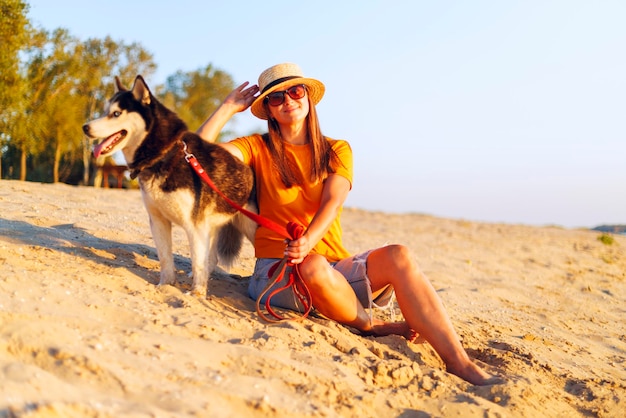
xmin=1 ymin=179 xmax=624 ymax=417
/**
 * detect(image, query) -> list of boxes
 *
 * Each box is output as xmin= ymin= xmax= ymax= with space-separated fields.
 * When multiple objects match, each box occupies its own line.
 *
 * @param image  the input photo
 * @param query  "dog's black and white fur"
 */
xmin=83 ymin=75 xmax=256 ymax=296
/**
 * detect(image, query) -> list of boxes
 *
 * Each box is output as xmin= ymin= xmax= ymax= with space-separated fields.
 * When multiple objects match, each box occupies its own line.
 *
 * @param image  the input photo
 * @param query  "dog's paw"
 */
xmin=213 ymin=265 xmax=230 ymax=275
xmin=189 ymin=285 xmax=207 ymax=298
xmin=210 ymin=269 xmax=232 ymax=281
xmin=158 ymin=273 xmax=176 ymax=287
xmin=158 ymin=279 xmax=176 ymax=287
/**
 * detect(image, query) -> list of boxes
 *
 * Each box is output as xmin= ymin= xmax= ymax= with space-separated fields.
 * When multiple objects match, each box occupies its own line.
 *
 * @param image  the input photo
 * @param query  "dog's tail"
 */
xmin=216 ymin=208 xmax=258 ymax=268
xmin=217 ymin=203 xmax=258 ymax=268
xmin=216 ymin=221 xmax=244 ymax=269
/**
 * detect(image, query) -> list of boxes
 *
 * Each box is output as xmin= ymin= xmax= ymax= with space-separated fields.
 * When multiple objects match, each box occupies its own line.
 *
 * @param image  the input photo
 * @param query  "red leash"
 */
xmin=183 ymin=142 xmax=312 ymax=322
xmin=255 ymin=223 xmax=313 ymax=323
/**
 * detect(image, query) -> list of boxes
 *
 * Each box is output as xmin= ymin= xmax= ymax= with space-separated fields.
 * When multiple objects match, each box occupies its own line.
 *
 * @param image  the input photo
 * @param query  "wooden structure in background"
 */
xmin=101 ymin=165 xmax=128 ymax=188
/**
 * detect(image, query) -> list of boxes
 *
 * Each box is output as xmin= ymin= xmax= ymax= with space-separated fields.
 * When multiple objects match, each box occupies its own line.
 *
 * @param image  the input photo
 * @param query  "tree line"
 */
xmin=0 ymin=0 xmax=237 ymax=185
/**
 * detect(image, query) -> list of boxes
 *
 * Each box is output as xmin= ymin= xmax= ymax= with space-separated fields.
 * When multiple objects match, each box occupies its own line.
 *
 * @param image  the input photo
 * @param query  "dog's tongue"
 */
xmin=93 ymin=132 xmax=123 ymax=158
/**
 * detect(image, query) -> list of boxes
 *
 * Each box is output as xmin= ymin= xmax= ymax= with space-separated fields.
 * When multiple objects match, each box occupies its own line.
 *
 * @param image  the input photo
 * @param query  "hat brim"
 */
xmin=250 ymin=77 xmax=325 ymax=120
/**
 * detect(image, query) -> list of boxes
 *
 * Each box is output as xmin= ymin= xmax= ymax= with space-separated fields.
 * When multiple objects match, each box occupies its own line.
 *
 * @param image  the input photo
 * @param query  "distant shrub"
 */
xmin=597 ymin=233 xmax=615 ymax=246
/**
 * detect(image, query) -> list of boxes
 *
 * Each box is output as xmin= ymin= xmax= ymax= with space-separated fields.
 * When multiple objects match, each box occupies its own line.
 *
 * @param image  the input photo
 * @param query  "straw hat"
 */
xmin=250 ymin=63 xmax=325 ymax=120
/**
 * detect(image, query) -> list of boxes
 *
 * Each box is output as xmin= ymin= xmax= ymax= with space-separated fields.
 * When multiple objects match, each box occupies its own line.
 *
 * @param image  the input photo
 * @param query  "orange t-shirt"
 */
xmin=230 ymin=134 xmax=353 ymax=262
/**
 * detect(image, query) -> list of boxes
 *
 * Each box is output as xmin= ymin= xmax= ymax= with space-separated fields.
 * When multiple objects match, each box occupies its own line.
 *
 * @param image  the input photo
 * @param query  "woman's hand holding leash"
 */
xmin=284 ymin=235 xmax=313 ymax=264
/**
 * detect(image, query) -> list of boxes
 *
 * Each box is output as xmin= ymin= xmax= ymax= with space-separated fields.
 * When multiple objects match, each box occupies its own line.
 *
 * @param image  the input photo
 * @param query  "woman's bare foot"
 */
xmin=360 ymin=319 xmax=425 ymax=343
xmin=447 ymin=361 xmax=503 ymax=386
xmin=357 ymin=319 xmax=501 ymax=385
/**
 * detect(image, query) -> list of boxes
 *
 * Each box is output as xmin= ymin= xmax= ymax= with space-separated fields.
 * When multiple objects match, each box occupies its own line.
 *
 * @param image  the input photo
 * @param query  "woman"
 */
xmin=197 ymin=63 xmax=498 ymax=385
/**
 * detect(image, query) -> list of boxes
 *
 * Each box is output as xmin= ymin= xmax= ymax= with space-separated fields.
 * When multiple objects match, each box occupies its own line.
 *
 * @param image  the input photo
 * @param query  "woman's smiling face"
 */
xmin=267 ymin=84 xmax=310 ymax=126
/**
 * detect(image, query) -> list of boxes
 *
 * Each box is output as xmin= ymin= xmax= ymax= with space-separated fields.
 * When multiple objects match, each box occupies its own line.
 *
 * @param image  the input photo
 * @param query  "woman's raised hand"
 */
xmin=196 ymin=82 xmax=259 ymax=143
xmin=224 ymin=82 xmax=259 ymax=113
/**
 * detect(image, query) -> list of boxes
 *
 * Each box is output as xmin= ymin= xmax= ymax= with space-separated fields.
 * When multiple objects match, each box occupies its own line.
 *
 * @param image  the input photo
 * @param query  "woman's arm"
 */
xmin=196 ymin=82 xmax=259 ymax=159
xmin=285 ymin=174 xmax=351 ymax=264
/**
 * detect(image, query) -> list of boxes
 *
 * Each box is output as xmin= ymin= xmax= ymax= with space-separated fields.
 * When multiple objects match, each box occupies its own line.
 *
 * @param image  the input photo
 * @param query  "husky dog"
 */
xmin=83 ymin=75 xmax=256 ymax=296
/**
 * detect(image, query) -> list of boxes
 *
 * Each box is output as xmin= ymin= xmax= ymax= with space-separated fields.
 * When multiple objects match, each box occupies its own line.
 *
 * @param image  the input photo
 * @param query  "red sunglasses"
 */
xmin=264 ymin=84 xmax=307 ymax=107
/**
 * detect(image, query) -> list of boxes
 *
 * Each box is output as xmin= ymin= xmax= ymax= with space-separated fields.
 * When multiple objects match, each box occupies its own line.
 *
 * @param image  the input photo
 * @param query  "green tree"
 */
xmin=7 ymin=27 xmax=50 ymax=181
xmin=24 ymin=28 xmax=87 ymax=183
xmin=0 ymin=0 xmax=30 ymax=179
xmin=11 ymin=29 xmax=156 ymax=183
xmin=160 ymin=64 xmax=234 ymax=137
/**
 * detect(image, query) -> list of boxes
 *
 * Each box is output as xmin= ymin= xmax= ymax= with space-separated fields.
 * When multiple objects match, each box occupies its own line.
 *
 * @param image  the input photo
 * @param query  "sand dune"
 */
xmin=1 ymin=180 xmax=624 ymax=417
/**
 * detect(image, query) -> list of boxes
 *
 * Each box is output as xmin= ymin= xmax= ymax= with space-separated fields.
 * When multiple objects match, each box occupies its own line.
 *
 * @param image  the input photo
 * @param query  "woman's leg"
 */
xmin=297 ymin=254 xmax=417 ymax=339
xmin=365 ymin=244 xmax=498 ymax=385
xmin=297 ymin=254 xmax=372 ymax=328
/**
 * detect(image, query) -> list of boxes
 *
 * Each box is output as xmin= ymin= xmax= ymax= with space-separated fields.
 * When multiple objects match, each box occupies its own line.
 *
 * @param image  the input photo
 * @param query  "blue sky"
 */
xmin=27 ymin=0 xmax=626 ymax=228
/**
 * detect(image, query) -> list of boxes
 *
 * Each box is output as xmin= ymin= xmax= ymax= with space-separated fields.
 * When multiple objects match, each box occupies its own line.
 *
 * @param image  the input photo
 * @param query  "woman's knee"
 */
xmin=377 ymin=244 xmax=415 ymax=269
xmin=368 ymin=244 xmax=421 ymax=287
xmin=298 ymin=254 xmax=334 ymax=287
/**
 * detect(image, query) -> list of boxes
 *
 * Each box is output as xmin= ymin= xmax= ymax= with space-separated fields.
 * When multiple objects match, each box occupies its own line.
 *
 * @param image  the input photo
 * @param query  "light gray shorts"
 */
xmin=248 ymin=250 xmax=395 ymax=313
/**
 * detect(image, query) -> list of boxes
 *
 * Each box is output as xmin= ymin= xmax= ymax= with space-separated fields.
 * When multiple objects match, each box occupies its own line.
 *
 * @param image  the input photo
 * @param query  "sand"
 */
xmin=1 ymin=179 xmax=624 ymax=417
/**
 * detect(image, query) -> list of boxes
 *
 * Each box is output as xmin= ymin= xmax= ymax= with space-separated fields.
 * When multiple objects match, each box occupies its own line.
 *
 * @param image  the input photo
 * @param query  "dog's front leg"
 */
xmin=148 ymin=212 xmax=176 ymax=287
xmin=185 ymin=224 xmax=211 ymax=297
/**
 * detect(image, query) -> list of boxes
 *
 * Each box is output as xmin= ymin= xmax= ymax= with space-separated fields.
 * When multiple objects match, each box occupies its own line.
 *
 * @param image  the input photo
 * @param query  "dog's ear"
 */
xmin=114 ymin=76 xmax=127 ymax=93
xmin=131 ymin=75 xmax=151 ymax=105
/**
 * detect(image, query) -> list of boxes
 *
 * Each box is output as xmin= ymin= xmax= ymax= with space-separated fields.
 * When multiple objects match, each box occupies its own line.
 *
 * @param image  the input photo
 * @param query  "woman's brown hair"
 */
xmin=263 ymin=89 xmax=341 ymax=188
